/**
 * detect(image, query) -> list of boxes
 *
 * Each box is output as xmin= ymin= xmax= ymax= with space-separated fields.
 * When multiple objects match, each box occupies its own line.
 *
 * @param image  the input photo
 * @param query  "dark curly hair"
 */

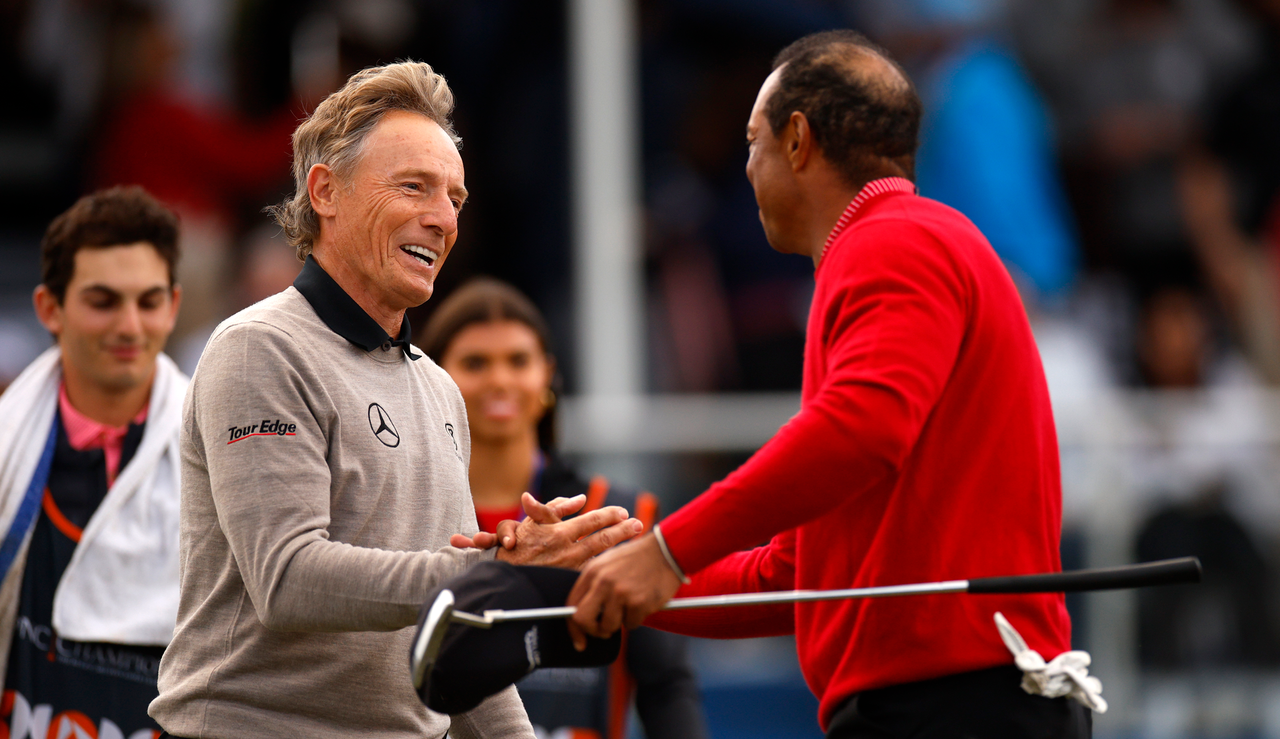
xmin=766 ymin=30 xmax=922 ymax=186
xmin=41 ymin=186 xmax=179 ymax=302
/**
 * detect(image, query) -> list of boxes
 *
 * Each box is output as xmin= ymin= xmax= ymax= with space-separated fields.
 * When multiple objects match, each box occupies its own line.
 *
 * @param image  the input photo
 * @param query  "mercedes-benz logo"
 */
xmin=368 ymin=403 xmax=400 ymax=447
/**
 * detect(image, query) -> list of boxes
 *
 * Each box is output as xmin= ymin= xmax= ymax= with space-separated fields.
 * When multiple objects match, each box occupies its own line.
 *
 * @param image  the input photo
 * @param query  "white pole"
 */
xmin=568 ymin=0 xmax=643 ymax=398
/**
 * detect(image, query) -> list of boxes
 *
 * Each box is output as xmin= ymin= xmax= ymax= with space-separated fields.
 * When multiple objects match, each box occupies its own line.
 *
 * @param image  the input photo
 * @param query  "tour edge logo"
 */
xmin=227 ymin=418 xmax=297 ymax=444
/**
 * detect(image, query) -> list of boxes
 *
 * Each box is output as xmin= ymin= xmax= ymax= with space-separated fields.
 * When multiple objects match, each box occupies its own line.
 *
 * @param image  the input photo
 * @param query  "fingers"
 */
xmin=520 ymin=492 xmax=556 ymax=524
xmin=567 ymin=619 xmax=588 ymax=653
xmin=623 ymin=605 xmax=648 ymax=631
xmin=494 ymin=519 xmax=519 ymax=549
xmin=543 ymin=494 xmax=587 ymax=519
xmin=596 ymin=591 xmax=627 ymax=640
xmin=573 ymin=518 xmax=643 ymax=561
xmin=450 ymin=533 xmax=485 ymax=549
xmin=568 ymin=562 xmax=611 ymax=647
xmin=558 ymin=505 xmax=632 ymax=542
xmin=565 ymin=534 xmax=683 ymax=647
xmin=516 ymin=493 xmax=591 ymax=534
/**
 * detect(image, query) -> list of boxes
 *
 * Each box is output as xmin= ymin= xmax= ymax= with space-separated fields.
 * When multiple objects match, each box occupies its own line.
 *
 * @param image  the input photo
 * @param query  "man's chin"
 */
xmin=761 ymin=228 xmax=791 ymax=255
xmin=761 ymin=223 xmax=807 ymax=258
xmin=406 ymin=285 xmax=434 ymax=307
xmin=404 ymin=277 xmax=436 ymax=307
xmin=96 ymin=356 xmax=158 ymax=391
xmin=94 ymin=370 xmax=150 ymax=395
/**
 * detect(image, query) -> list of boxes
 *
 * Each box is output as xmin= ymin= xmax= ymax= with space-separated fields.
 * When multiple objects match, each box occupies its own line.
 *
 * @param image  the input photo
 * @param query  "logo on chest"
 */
xmin=444 ymin=422 xmax=463 ymax=461
xmin=368 ymin=403 xmax=400 ymax=448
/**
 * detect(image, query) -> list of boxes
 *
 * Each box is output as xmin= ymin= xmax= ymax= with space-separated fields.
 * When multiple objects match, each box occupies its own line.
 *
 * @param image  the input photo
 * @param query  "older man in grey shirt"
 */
xmin=150 ymin=61 xmax=641 ymax=739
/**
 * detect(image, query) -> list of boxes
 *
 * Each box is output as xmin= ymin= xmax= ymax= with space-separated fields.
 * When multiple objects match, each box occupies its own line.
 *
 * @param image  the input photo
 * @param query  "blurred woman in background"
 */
xmin=421 ymin=278 xmax=707 ymax=739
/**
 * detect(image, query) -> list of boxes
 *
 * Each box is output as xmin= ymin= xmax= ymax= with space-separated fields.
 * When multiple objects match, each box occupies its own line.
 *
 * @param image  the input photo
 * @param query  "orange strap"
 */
xmin=633 ymin=492 xmax=658 ymax=533
xmin=582 ymin=476 xmax=610 ymax=514
xmin=41 ymin=489 xmax=83 ymax=543
xmin=607 ymin=628 xmax=633 ymax=739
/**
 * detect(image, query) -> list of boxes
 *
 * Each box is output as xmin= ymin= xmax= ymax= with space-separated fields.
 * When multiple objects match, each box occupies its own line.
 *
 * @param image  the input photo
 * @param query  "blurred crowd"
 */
xmin=2 ymin=0 xmax=1280 ymax=697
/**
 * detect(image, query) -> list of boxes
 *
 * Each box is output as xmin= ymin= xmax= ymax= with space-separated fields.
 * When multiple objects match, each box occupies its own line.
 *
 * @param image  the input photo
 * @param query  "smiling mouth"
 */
xmin=401 ymin=245 xmax=438 ymax=267
xmin=107 ymin=345 xmax=142 ymax=358
xmin=484 ymin=399 xmax=518 ymax=418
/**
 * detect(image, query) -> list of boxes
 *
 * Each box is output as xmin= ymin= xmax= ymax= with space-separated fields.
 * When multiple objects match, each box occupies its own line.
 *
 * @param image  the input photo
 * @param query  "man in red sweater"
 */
xmin=565 ymin=30 xmax=1087 ymax=737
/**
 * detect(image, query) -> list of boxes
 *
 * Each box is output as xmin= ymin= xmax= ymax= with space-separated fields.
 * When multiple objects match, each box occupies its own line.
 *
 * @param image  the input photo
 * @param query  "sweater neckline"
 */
xmin=818 ymin=177 xmax=918 ymax=269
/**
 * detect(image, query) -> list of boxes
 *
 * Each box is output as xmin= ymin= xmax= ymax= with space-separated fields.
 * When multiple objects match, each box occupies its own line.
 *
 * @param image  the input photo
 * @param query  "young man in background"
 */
xmin=0 ymin=185 xmax=186 ymax=739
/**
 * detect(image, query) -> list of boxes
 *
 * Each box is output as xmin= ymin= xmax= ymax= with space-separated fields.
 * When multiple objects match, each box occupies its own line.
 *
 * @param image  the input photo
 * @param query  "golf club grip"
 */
xmin=967 ymin=557 xmax=1201 ymax=594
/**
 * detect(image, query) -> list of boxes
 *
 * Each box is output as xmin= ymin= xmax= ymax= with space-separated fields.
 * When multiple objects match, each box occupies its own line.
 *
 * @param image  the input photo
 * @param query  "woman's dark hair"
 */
xmin=420 ymin=278 xmax=560 ymax=450
xmin=41 ymin=185 xmax=180 ymax=302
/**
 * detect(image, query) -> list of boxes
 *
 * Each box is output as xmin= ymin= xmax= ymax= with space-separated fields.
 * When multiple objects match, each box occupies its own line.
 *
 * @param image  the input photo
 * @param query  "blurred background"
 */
xmin=2 ymin=0 xmax=1280 ymax=736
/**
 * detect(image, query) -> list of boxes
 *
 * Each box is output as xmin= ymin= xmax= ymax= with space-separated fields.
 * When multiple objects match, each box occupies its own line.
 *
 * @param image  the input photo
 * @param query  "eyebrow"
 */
xmin=80 ymin=284 xmax=169 ymax=298
xmin=395 ymin=168 xmax=469 ymax=203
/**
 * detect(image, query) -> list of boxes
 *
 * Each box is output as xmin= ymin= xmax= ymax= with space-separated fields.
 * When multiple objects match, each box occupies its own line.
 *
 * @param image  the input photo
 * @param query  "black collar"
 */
xmin=293 ymin=255 xmax=420 ymax=360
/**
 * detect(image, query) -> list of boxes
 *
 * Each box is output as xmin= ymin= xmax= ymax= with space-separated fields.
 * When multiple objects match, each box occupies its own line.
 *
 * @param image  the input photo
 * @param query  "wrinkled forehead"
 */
xmin=356 ymin=111 xmax=466 ymax=179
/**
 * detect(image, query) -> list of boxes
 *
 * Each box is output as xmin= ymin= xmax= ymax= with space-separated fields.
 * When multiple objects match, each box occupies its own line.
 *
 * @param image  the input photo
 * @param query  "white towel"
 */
xmin=994 ymin=611 xmax=1107 ymax=713
xmin=0 ymin=346 xmax=186 ymax=646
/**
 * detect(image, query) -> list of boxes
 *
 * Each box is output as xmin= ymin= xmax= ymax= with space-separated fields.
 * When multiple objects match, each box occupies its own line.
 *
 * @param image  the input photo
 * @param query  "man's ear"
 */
xmin=307 ymin=163 xmax=339 ymax=218
xmin=168 ymin=284 xmax=183 ymax=326
xmin=32 ymin=285 xmax=63 ymax=337
xmin=786 ymin=111 xmax=814 ymax=172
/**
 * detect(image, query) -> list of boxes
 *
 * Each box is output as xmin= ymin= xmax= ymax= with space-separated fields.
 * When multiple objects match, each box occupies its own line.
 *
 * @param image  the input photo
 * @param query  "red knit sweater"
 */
xmin=650 ymin=183 xmax=1072 ymax=730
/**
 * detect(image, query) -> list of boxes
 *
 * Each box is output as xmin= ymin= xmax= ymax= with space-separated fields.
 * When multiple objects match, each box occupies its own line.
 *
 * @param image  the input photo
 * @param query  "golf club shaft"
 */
xmin=472 ymin=557 xmax=1201 ymax=624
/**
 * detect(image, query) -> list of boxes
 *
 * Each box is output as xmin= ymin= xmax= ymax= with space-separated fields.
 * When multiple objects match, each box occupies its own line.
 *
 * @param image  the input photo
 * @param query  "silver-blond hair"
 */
xmin=268 ymin=60 xmax=461 ymax=259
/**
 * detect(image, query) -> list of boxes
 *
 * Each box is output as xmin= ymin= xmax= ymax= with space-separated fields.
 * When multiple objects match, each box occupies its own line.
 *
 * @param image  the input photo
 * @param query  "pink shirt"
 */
xmin=58 ymin=385 xmax=149 ymax=486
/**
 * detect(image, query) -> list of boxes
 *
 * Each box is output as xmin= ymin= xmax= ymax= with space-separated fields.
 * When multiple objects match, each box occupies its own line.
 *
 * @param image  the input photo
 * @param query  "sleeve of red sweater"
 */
xmin=659 ymin=218 xmax=970 ymax=575
xmin=643 ymin=529 xmax=797 ymax=638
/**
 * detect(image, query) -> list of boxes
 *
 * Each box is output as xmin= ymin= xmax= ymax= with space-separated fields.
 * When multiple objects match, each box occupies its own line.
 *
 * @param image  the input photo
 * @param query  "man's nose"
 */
xmin=420 ymin=192 xmax=458 ymax=235
xmin=117 ymin=302 xmax=143 ymax=336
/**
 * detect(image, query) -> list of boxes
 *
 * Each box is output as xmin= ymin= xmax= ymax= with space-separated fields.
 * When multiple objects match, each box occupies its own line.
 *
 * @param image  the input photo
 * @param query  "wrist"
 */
xmin=652 ymin=524 xmax=692 ymax=584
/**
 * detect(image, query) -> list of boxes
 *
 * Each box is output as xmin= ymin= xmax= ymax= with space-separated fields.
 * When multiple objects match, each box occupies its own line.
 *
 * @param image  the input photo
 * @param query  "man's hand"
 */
xmin=450 ymin=494 xmax=590 ymax=551
xmin=565 ymin=532 xmax=683 ymax=650
xmin=452 ymin=493 xmax=643 ymax=570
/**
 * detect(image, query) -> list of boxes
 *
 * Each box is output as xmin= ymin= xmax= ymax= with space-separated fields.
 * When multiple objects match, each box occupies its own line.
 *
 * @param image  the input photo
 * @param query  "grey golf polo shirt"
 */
xmin=151 ymin=256 xmax=532 ymax=739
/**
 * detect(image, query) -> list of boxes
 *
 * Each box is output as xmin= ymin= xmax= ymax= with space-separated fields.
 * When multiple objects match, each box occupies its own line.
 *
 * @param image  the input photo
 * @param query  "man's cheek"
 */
xmin=145 ymin=316 xmax=176 ymax=345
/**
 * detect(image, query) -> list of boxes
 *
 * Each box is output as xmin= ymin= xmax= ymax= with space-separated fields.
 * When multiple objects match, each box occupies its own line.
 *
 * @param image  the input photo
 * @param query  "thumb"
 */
xmin=522 ymin=492 xmax=565 ymax=524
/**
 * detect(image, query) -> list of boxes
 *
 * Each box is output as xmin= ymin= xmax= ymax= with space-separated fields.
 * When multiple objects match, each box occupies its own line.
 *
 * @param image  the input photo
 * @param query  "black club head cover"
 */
xmin=410 ymin=561 xmax=621 ymax=715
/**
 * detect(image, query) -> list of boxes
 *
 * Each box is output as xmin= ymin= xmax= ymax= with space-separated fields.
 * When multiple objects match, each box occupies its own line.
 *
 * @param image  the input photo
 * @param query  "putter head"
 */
xmin=410 ymin=588 xmax=454 ymax=690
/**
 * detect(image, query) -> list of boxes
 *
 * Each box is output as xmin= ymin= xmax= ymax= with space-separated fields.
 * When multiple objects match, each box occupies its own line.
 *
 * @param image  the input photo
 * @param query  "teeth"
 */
xmin=402 ymin=245 xmax=437 ymax=265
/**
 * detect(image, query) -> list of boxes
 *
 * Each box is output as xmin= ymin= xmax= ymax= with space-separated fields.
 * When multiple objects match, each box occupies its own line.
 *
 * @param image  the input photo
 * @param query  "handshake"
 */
xmin=450 ymin=493 xmax=642 ymax=571
xmin=450 ymin=492 xmax=687 ymax=650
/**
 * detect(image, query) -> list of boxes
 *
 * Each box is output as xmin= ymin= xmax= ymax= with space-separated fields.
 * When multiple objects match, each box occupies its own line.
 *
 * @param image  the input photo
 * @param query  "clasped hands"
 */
xmin=451 ymin=492 xmax=684 ymax=650
xmin=449 ymin=493 xmax=640 ymax=570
